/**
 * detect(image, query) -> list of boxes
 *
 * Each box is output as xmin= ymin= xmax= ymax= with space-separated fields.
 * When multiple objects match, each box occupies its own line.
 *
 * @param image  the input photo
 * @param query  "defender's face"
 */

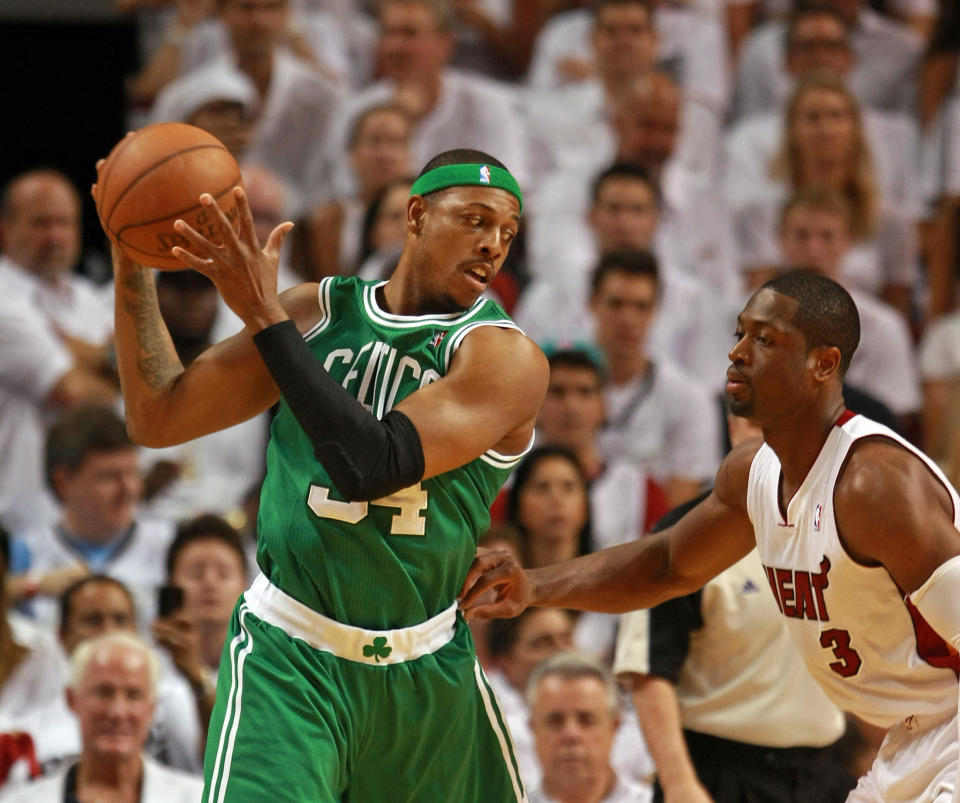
xmin=726 ymin=289 xmax=815 ymax=424
xmin=410 ymin=185 xmax=520 ymax=312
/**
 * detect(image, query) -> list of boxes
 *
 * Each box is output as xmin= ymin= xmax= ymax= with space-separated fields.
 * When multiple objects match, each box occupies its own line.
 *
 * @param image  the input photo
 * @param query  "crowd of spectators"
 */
xmin=2 ymin=0 xmax=959 ymax=798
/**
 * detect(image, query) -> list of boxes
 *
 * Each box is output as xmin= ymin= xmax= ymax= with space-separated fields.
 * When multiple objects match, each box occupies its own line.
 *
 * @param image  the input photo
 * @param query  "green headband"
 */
xmin=409 ymin=163 xmax=523 ymax=213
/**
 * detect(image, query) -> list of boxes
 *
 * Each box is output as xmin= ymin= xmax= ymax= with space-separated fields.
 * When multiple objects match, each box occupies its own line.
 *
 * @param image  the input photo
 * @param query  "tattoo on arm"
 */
xmin=120 ymin=268 xmax=182 ymax=390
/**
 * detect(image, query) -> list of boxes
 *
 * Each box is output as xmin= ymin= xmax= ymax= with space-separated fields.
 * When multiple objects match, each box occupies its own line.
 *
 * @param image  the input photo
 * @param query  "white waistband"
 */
xmin=243 ymin=573 xmax=458 ymax=666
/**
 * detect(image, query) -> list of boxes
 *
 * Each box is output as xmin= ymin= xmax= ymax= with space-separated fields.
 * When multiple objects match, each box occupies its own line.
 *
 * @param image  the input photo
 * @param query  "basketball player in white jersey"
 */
xmin=461 ymin=270 xmax=960 ymax=802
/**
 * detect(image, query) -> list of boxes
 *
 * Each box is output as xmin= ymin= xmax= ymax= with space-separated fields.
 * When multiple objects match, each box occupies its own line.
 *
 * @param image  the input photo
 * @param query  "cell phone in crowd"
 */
xmin=157 ymin=584 xmax=185 ymax=618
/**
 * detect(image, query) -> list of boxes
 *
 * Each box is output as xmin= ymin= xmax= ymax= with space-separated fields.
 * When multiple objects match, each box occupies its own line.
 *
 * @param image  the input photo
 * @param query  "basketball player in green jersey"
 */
xmin=103 ymin=149 xmax=547 ymax=802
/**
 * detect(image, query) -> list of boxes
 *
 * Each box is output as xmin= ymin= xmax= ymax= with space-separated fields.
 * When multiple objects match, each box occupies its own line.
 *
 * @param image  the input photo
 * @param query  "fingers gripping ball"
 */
xmin=93 ymin=123 xmax=242 ymax=270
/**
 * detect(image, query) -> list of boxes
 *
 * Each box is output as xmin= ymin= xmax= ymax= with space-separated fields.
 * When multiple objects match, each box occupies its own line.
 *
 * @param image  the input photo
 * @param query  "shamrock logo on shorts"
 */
xmin=363 ymin=636 xmax=392 ymax=663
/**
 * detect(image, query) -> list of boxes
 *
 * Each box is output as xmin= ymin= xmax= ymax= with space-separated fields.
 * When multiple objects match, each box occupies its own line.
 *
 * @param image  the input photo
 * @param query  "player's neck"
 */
xmin=763 ymin=399 xmax=846 ymax=499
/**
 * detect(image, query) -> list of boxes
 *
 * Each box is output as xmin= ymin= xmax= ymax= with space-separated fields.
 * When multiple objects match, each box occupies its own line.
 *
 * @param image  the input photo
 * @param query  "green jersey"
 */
xmin=256 ymin=276 xmax=526 ymax=629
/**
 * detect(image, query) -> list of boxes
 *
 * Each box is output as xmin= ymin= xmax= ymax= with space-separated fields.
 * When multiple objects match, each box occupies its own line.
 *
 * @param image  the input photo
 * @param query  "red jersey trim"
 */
xmin=904 ymin=596 xmax=960 ymax=677
xmin=834 ymin=409 xmax=857 ymax=428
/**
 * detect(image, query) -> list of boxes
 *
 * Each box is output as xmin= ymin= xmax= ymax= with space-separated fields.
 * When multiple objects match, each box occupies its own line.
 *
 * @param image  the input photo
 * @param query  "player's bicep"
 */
xmin=395 ymin=327 xmax=548 ymax=479
xmin=661 ymin=443 xmax=758 ymax=591
xmin=836 ymin=440 xmax=960 ymax=592
xmin=137 ymin=284 xmax=320 ymax=445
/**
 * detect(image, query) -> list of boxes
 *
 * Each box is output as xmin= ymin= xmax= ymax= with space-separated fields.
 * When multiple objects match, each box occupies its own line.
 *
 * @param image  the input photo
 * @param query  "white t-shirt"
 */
xmin=919 ymin=310 xmax=960 ymax=381
xmin=843 ymin=289 xmax=920 ymax=416
xmin=600 ymin=361 xmax=723 ymax=487
xmin=332 ymin=70 xmax=532 ymax=196
xmin=732 ymin=10 xmax=922 ymax=121
xmin=528 ymin=776 xmax=652 ymax=803
xmin=16 ymin=517 xmax=176 ymax=635
xmin=4 ymin=754 xmax=202 ymax=803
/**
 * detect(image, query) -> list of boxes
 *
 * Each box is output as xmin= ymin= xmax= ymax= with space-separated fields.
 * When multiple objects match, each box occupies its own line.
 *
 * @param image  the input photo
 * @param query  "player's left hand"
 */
xmin=457 ymin=548 xmax=532 ymax=620
xmin=170 ymin=187 xmax=294 ymax=332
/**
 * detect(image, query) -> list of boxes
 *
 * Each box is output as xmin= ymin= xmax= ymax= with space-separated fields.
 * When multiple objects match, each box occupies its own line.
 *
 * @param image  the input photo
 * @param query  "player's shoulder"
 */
xmin=459 ymin=322 xmax=548 ymax=370
xmin=833 ymin=435 xmax=947 ymax=536
xmin=279 ymin=281 xmax=325 ymax=332
xmin=713 ymin=436 xmax=764 ymax=509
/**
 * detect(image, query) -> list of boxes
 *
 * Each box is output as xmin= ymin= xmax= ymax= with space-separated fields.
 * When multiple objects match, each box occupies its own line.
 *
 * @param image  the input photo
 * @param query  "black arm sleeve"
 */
xmin=252 ymin=319 xmax=425 ymax=501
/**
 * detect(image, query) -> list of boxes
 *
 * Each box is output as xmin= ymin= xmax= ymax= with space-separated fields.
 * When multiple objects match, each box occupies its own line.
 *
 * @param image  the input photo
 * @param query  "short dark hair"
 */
xmin=166 ymin=513 xmax=248 ymax=579
xmin=786 ymin=2 xmax=850 ymax=52
xmin=546 ymin=349 xmax=605 ymax=383
xmin=590 ymin=248 xmax=659 ymax=297
xmin=594 ymin=0 xmax=653 ymax=20
xmin=761 ymin=269 xmax=860 ymax=374
xmin=347 ymin=103 xmax=411 ymax=149
xmin=590 ymin=162 xmax=661 ymax=207
xmin=507 ymin=445 xmax=592 ymax=559
xmin=59 ymin=574 xmax=135 ymax=636
xmin=416 ymin=148 xmax=508 ymax=178
xmin=45 ymin=406 xmax=134 ymax=493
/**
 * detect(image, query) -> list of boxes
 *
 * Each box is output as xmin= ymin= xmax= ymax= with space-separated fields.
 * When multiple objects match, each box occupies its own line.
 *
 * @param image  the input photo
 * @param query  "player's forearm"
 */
xmin=628 ymin=675 xmax=703 ymax=794
xmin=112 ymin=256 xmax=185 ymax=438
xmin=528 ymin=535 xmax=682 ymax=613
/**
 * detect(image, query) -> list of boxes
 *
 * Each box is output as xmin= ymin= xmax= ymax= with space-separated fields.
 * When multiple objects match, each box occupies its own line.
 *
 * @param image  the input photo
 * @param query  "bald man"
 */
xmin=0 ymin=169 xmax=117 ymax=533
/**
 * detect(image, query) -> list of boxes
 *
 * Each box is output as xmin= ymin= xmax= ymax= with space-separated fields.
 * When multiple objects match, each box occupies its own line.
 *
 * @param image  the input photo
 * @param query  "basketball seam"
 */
xmin=104 ymin=143 xmax=229 ymax=225
xmin=114 ymin=174 xmax=241 ymax=238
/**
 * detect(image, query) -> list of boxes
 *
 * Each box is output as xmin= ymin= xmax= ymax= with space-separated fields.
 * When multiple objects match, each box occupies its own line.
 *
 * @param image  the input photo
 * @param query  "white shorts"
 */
xmin=848 ymin=709 xmax=958 ymax=803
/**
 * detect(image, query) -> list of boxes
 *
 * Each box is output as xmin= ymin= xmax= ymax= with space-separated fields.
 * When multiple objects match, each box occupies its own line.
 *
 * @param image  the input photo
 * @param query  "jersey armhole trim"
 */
xmin=480 ymin=430 xmax=536 ymax=469
xmin=303 ymin=277 xmax=335 ymax=342
xmin=442 ymin=318 xmax=523 ymax=371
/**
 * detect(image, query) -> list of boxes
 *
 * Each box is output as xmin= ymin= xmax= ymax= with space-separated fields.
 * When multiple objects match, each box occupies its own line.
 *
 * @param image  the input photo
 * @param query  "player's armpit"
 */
xmin=834 ymin=438 xmax=960 ymax=593
xmin=396 ymin=326 xmax=549 ymax=480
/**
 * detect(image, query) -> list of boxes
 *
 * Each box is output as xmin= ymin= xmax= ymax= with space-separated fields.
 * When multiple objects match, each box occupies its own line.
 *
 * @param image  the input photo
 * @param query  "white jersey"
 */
xmin=747 ymin=412 xmax=960 ymax=729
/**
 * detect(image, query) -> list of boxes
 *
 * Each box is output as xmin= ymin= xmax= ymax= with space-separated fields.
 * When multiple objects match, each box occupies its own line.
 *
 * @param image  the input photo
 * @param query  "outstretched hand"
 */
xmin=170 ymin=187 xmax=295 ymax=332
xmin=457 ymin=547 xmax=533 ymax=620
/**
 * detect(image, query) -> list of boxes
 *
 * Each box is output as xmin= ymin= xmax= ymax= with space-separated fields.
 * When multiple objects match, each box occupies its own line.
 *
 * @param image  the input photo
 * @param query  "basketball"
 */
xmin=93 ymin=122 xmax=243 ymax=270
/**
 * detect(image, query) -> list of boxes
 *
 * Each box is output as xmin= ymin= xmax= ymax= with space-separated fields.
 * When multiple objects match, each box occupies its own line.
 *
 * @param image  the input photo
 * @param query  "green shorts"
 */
xmin=202 ymin=584 xmax=526 ymax=802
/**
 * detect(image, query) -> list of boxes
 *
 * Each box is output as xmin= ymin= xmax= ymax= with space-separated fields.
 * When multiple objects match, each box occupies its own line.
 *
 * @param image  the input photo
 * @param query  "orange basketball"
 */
xmin=94 ymin=123 xmax=242 ymax=270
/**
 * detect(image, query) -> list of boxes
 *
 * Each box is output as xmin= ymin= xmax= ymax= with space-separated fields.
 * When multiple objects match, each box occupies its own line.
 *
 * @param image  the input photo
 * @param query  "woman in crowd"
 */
xmin=507 ymin=446 xmax=592 ymax=569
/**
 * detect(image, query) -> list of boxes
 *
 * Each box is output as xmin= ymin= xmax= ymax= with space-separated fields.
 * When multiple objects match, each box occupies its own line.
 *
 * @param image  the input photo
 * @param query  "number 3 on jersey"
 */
xmin=308 ymin=483 xmax=428 ymax=536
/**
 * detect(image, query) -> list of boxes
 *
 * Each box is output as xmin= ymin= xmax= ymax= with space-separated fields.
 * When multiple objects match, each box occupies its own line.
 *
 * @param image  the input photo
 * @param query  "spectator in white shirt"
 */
xmin=332 ymin=0 xmax=531 ymax=194
xmin=527 ymin=653 xmax=652 ymax=803
xmin=731 ymin=71 xmax=919 ymax=317
xmin=590 ymin=251 xmax=723 ymax=508
xmin=0 ymin=170 xmax=118 ymax=534
xmin=5 ymin=631 xmax=202 ymax=803
xmin=777 ymin=187 xmax=920 ymax=433
xmin=732 ymin=0 xmax=923 ymax=121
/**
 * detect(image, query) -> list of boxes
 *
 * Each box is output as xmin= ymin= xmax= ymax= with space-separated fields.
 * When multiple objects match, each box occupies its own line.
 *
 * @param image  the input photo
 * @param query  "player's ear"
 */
xmin=407 ymin=196 xmax=427 ymax=236
xmin=810 ymin=345 xmax=842 ymax=382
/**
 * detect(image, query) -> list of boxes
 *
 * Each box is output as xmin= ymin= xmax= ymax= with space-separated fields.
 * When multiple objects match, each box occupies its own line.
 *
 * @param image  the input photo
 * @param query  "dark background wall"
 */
xmin=0 ymin=7 xmax=139 ymax=280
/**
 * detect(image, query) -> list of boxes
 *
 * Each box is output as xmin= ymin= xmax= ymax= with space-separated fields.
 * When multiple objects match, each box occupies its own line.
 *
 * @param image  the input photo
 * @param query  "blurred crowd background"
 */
xmin=0 ymin=0 xmax=958 ymax=798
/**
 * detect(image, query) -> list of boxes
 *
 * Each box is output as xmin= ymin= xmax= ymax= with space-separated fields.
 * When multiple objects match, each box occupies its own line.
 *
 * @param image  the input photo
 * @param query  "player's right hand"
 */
xmin=457 ymin=548 xmax=532 ymax=620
